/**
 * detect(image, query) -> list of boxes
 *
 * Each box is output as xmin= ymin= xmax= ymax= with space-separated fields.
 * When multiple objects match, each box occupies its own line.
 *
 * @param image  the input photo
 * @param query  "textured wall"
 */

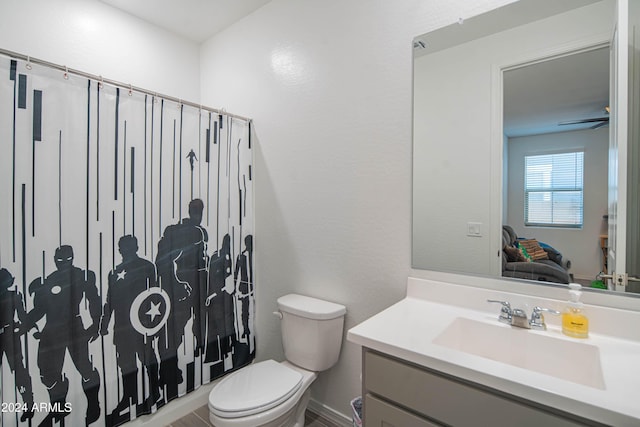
xmin=507 ymin=128 xmax=609 ymax=280
xmin=0 ymin=0 xmax=200 ymax=102
xmin=1 ymin=0 xmax=582 ymax=421
xmin=0 ymin=1 xmax=203 ymax=425
xmin=413 ymin=1 xmax=613 ymax=280
xmin=199 ymin=0 xmax=517 ymax=419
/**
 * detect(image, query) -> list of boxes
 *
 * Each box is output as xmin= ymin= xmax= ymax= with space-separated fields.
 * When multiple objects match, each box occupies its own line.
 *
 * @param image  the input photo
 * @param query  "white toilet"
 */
xmin=208 ymin=294 xmax=347 ymax=427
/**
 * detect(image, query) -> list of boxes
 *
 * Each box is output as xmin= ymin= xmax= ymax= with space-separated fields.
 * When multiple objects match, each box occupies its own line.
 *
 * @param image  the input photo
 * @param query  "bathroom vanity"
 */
xmin=363 ymin=350 xmax=594 ymax=426
xmin=348 ymin=278 xmax=640 ymax=427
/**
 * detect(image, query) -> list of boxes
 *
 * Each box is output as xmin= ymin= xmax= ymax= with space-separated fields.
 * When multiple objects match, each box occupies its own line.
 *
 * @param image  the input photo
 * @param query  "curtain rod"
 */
xmin=0 ymin=47 xmax=251 ymax=123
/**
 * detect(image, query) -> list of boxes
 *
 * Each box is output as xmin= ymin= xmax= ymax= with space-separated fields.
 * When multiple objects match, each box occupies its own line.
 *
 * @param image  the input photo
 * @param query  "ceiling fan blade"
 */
xmin=590 ymin=121 xmax=609 ymax=129
xmin=558 ymin=117 xmax=609 ymax=126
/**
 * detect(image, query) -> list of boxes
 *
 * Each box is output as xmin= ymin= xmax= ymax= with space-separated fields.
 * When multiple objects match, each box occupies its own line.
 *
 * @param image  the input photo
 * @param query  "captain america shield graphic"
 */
xmin=130 ymin=287 xmax=171 ymax=336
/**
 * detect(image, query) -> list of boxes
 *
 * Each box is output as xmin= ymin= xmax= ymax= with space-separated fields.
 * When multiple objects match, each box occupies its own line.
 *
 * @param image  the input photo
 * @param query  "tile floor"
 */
xmin=168 ymin=405 xmax=339 ymax=427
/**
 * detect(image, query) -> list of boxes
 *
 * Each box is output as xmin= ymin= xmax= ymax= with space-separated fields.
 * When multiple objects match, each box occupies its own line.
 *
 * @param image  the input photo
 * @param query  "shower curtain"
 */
xmin=0 ymin=54 xmax=254 ymax=427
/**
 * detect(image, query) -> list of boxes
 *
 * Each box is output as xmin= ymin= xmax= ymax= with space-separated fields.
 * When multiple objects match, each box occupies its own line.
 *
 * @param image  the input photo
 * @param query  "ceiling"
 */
xmin=99 ymin=0 xmax=272 ymax=43
xmin=101 ymin=0 xmax=609 ymax=138
xmin=412 ymin=0 xmax=608 ymax=139
xmin=503 ymin=47 xmax=610 ymax=138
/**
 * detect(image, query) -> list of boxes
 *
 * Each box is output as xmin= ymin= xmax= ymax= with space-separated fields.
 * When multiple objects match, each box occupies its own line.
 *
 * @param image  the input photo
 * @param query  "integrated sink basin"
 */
xmin=433 ymin=317 xmax=606 ymax=389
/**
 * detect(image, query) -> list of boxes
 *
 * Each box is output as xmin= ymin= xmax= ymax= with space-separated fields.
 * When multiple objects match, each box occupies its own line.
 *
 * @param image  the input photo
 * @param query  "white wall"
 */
xmin=506 ymin=128 xmax=609 ymax=281
xmin=0 ymin=0 xmax=200 ymax=101
xmin=0 ymin=0 xmax=521 ymax=421
xmin=0 ymin=0 xmax=201 ymax=424
xmin=199 ymin=0 xmax=523 ymax=419
xmin=0 ymin=0 xmax=616 ymax=422
xmin=412 ymin=1 xmax=613 ymax=278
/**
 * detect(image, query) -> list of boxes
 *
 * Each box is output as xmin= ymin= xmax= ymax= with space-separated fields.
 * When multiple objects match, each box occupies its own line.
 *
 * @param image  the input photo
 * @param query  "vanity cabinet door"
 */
xmin=365 ymin=394 xmax=441 ymax=427
xmin=363 ymin=350 xmax=593 ymax=427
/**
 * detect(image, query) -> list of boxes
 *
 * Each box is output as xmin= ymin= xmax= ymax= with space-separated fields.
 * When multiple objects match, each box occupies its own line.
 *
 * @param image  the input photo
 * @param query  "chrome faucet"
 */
xmin=486 ymin=300 xmax=513 ymax=326
xmin=529 ymin=306 xmax=561 ymax=330
xmin=511 ymin=308 xmax=530 ymax=328
xmin=487 ymin=300 xmax=559 ymax=330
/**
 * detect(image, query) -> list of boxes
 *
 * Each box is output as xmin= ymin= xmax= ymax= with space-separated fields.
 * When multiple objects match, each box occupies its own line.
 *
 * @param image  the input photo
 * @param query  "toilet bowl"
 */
xmin=208 ymin=360 xmax=316 ymax=427
xmin=208 ymin=294 xmax=346 ymax=427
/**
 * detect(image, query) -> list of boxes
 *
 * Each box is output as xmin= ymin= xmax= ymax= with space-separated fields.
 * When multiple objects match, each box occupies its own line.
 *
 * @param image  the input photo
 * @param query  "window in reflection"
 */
xmin=524 ymin=151 xmax=584 ymax=228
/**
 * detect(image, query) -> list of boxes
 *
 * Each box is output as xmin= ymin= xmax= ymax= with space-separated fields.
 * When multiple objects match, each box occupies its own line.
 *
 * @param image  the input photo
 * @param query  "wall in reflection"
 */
xmin=505 ymin=128 xmax=609 ymax=281
xmin=412 ymin=1 xmax=614 ymax=277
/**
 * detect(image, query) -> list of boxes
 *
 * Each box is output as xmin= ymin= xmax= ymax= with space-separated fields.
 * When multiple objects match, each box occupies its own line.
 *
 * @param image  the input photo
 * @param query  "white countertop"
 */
xmin=347 ymin=277 xmax=640 ymax=426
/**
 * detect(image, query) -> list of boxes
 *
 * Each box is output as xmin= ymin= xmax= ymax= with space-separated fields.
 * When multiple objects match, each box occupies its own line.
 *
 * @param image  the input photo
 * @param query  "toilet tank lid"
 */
xmin=277 ymin=294 xmax=346 ymax=320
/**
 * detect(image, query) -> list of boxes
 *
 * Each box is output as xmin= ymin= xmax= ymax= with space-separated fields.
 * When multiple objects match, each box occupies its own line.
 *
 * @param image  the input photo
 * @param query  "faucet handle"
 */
xmin=487 ymin=299 xmax=511 ymax=311
xmin=530 ymin=306 xmax=561 ymax=330
xmin=487 ymin=299 xmax=512 ymax=324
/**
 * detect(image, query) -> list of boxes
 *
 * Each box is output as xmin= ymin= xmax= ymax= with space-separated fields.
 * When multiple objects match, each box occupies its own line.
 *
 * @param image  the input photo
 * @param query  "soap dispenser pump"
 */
xmin=562 ymin=283 xmax=589 ymax=338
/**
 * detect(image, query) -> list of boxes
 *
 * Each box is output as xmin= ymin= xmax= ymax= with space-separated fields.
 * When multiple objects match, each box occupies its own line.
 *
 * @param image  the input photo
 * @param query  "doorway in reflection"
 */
xmin=502 ymin=47 xmax=610 ymax=287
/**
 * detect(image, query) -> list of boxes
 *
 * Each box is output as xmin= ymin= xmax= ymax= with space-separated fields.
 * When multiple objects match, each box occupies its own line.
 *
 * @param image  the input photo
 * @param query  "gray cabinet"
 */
xmin=365 ymin=394 xmax=440 ymax=427
xmin=362 ymin=349 xmax=603 ymax=427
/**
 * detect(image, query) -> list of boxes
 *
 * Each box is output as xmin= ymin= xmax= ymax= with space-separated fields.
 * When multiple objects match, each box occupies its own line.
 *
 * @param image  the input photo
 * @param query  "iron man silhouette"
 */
xmin=24 ymin=245 xmax=101 ymax=426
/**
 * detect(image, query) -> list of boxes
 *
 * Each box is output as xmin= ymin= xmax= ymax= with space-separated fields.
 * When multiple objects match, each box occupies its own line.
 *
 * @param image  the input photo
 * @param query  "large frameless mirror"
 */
xmin=412 ymin=0 xmax=640 ymax=294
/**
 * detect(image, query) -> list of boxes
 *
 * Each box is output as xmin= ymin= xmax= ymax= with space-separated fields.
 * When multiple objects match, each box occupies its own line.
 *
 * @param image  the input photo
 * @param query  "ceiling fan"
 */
xmin=558 ymin=106 xmax=610 ymax=129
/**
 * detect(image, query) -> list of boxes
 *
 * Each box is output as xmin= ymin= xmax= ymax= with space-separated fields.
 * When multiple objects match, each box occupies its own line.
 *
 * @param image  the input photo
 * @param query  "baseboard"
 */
xmin=573 ymin=275 xmax=596 ymax=284
xmin=308 ymin=398 xmax=353 ymax=427
xmin=123 ymin=382 xmax=353 ymax=427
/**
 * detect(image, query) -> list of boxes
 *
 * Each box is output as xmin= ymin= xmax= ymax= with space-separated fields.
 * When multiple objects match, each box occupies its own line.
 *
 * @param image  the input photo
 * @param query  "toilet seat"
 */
xmin=209 ymin=360 xmax=303 ymax=418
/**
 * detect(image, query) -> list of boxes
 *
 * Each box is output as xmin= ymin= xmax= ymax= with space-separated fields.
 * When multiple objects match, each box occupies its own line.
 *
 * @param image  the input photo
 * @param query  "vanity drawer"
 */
xmin=365 ymin=394 xmax=441 ymax=427
xmin=363 ymin=350 xmax=588 ymax=427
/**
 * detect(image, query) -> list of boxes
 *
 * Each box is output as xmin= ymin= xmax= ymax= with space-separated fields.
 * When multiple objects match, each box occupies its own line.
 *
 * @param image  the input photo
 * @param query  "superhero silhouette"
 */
xmin=0 ymin=268 xmax=34 ymax=422
xmin=100 ymin=235 xmax=162 ymax=424
xmin=155 ymin=199 xmax=208 ymax=400
xmin=235 ymin=235 xmax=254 ymax=343
xmin=204 ymin=234 xmax=234 ymax=374
xmin=23 ymin=245 xmax=101 ymax=426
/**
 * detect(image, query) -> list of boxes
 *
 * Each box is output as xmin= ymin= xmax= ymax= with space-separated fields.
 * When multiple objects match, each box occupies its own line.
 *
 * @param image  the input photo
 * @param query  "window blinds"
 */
xmin=524 ymin=151 xmax=584 ymax=227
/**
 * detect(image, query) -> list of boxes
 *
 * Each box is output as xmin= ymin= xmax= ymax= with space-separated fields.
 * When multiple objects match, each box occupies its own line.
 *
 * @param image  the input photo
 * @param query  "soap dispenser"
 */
xmin=562 ymin=283 xmax=589 ymax=338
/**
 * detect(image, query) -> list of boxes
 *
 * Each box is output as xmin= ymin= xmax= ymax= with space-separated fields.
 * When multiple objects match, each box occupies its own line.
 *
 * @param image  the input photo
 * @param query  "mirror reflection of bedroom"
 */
xmin=502 ymin=47 xmax=609 ymax=288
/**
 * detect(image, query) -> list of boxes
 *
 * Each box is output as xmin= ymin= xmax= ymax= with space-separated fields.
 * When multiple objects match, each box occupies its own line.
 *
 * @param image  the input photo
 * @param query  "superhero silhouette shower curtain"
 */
xmin=0 ymin=54 xmax=254 ymax=427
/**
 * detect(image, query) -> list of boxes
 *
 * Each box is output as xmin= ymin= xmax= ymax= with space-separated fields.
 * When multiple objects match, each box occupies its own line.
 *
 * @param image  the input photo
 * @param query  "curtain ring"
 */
xmin=63 ymin=66 xmax=69 ymax=80
xmin=25 ymin=56 xmax=32 ymax=70
xmin=128 ymin=84 xmax=133 ymax=96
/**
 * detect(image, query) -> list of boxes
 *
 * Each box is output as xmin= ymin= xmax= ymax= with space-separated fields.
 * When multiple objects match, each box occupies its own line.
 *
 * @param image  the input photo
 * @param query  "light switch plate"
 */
xmin=467 ymin=222 xmax=482 ymax=237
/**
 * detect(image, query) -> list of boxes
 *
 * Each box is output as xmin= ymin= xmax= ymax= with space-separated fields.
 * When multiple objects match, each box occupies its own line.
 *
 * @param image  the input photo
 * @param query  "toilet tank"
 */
xmin=277 ymin=294 xmax=347 ymax=372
